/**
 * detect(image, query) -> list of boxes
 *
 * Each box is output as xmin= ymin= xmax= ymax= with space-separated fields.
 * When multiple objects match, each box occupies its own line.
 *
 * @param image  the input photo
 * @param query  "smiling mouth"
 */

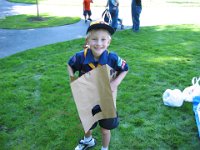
xmin=95 ymin=47 xmax=103 ymax=50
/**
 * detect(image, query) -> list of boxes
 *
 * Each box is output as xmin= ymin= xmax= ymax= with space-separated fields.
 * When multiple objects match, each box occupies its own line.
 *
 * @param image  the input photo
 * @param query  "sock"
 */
xmin=84 ymin=136 xmax=92 ymax=142
xmin=101 ymin=146 xmax=108 ymax=150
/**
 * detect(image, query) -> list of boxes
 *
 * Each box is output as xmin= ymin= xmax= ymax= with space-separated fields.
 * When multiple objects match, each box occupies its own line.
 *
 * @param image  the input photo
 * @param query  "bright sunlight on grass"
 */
xmin=8 ymin=0 xmax=37 ymax=4
xmin=0 ymin=25 xmax=200 ymax=149
xmin=0 ymin=14 xmax=80 ymax=29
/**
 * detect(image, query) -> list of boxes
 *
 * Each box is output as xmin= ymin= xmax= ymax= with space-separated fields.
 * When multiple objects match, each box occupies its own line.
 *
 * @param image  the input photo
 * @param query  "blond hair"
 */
xmin=86 ymin=29 xmax=111 ymax=40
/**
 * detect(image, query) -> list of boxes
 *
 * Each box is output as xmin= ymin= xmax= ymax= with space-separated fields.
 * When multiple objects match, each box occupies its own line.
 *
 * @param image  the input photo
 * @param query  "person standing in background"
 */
xmin=106 ymin=0 xmax=119 ymax=31
xmin=83 ymin=0 xmax=93 ymax=23
xmin=131 ymin=0 xmax=142 ymax=32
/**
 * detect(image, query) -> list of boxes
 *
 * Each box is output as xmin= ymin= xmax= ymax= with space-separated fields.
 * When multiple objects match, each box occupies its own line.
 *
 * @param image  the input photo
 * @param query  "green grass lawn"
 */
xmin=0 ymin=14 xmax=80 ymax=29
xmin=8 ymin=0 xmax=38 ymax=4
xmin=1 ymin=24 xmax=200 ymax=149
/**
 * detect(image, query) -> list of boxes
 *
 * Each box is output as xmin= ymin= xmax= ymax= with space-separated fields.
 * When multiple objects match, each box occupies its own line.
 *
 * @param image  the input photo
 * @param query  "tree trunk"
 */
xmin=36 ymin=0 xmax=39 ymax=18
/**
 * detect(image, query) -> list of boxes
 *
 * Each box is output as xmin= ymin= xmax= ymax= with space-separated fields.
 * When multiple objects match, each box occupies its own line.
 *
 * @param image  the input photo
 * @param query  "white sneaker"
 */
xmin=75 ymin=138 xmax=96 ymax=150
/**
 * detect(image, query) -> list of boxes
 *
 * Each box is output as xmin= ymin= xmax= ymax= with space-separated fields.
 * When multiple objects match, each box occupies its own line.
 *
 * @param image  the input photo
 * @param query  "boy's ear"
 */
xmin=83 ymin=39 xmax=89 ymax=48
xmin=86 ymin=38 xmax=89 ymax=43
xmin=108 ymin=39 xmax=111 ymax=45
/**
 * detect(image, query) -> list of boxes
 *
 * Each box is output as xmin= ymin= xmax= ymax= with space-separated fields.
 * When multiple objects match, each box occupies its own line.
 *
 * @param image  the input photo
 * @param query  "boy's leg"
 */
xmin=101 ymin=128 xmax=110 ymax=150
xmin=83 ymin=130 xmax=93 ymax=142
xmin=85 ymin=130 xmax=92 ymax=137
xmin=84 ymin=15 xmax=87 ymax=23
xmin=75 ymin=130 xmax=96 ymax=150
xmin=88 ymin=10 xmax=92 ymax=21
xmin=99 ymin=115 xmax=119 ymax=150
xmin=83 ymin=10 xmax=87 ymax=23
xmin=75 ymin=122 xmax=98 ymax=150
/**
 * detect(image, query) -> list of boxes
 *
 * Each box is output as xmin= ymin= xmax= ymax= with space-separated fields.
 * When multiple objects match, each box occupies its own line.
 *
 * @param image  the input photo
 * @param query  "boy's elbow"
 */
xmin=124 ymin=70 xmax=128 ymax=75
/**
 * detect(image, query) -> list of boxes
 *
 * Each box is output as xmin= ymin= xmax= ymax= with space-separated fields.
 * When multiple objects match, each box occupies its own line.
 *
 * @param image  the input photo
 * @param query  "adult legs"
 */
xmin=131 ymin=2 xmax=142 ymax=31
xmin=110 ymin=8 xmax=119 ymax=31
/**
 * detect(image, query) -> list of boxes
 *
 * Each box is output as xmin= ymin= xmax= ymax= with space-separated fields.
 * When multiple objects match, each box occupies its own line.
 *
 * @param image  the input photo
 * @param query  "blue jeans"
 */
xmin=109 ymin=7 xmax=119 ymax=30
xmin=131 ymin=4 xmax=142 ymax=31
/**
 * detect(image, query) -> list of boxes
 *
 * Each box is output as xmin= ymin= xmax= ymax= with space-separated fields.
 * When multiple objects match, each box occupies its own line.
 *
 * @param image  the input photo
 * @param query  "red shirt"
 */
xmin=83 ymin=0 xmax=91 ymax=11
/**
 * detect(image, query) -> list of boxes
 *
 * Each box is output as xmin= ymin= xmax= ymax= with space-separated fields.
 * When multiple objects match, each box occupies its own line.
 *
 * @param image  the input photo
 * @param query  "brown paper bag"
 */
xmin=70 ymin=65 xmax=117 ymax=133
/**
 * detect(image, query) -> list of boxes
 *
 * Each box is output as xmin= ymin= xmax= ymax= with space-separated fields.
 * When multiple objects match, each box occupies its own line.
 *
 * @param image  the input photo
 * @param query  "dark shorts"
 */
xmin=90 ymin=113 xmax=119 ymax=130
xmin=83 ymin=10 xmax=92 ymax=16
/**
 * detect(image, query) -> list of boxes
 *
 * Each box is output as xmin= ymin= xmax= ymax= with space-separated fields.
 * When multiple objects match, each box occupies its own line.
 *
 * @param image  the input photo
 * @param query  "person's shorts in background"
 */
xmin=83 ymin=10 xmax=92 ymax=16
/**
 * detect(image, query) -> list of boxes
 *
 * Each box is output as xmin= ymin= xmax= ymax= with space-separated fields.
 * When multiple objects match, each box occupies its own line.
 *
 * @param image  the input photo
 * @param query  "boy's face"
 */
xmin=87 ymin=29 xmax=111 ymax=59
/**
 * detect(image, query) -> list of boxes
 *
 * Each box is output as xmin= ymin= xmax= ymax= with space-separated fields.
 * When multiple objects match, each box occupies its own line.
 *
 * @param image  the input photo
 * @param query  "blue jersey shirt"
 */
xmin=68 ymin=49 xmax=128 ymax=77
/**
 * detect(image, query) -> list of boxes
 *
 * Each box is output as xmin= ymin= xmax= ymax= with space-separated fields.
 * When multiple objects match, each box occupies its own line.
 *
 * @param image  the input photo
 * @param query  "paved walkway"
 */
xmin=0 ymin=0 xmax=200 ymax=58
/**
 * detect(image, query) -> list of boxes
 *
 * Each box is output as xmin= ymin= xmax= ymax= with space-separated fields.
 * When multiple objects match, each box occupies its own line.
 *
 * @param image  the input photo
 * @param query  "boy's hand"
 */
xmin=70 ymin=76 xmax=77 ymax=82
xmin=110 ymin=71 xmax=128 ymax=92
xmin=110 ymin=80 xmax=119 ymax=92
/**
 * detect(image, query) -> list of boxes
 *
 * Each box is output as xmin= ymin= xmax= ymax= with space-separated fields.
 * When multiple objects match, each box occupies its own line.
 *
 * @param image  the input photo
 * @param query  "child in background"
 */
xmin=83 ymin=0 xmax=93 ymax=23
xmin=68 ymin=21 xmax=128 ymax=150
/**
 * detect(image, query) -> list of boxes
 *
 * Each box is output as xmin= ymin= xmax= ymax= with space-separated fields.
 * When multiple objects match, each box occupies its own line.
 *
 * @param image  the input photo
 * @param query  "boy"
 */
xmin=68 ymin=21 xmax=128 ymax=150
xmin=83 ymin=0 xmax=93 ymax=23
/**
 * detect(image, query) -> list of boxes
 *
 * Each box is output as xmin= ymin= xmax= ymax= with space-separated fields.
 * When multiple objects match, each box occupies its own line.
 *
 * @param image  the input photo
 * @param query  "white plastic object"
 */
xmin=183 ymin=77 xmax=200 ymax=102
xmin=162 ymin=89 xmax=184 ymax=107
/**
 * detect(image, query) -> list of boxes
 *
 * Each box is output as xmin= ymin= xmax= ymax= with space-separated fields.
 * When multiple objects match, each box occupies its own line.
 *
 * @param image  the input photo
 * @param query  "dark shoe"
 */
xmin=121 ymin=25 xmax=124 ymax=30
xmin=133 ymin=29 xmax=139 ymax=32
xmin=88 ymin=18 xmax=92 ymax=21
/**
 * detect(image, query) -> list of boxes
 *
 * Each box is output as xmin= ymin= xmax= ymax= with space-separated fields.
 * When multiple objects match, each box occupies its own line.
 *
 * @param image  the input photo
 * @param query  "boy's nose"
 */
xmin=96 ymin=40 xmax=102 ymax=45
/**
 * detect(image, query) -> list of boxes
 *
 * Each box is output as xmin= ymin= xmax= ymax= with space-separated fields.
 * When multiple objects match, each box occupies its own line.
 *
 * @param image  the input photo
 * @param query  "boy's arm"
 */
xmin=110 ymin=71 xmax=128 ymax=92
xmin=67 ymin=64 xmax=76 ymax=82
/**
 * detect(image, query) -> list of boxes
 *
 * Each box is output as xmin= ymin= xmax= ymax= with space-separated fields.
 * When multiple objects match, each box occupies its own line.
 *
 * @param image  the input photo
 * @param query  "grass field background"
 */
xmin=1 ymin=24 xmax=200 ymax=149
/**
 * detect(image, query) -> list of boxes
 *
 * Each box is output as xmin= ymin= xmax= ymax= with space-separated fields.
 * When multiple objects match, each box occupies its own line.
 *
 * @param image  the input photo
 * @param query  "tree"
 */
xmin=36 ymin=0 xmax=40 ymax=18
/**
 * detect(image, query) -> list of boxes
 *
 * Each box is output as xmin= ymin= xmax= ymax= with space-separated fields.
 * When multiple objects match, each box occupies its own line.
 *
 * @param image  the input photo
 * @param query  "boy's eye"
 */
xmin=91 ymin=38 xmax=107 ymax=41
